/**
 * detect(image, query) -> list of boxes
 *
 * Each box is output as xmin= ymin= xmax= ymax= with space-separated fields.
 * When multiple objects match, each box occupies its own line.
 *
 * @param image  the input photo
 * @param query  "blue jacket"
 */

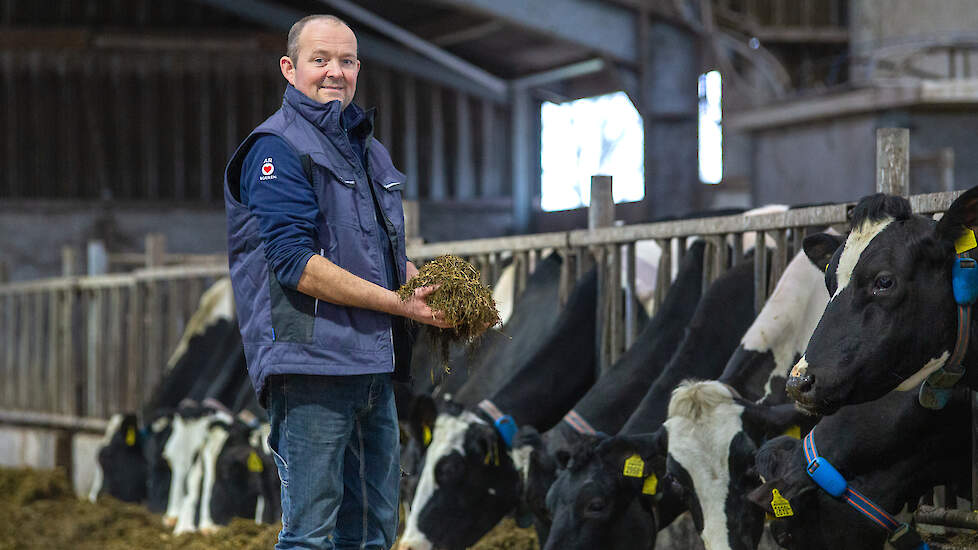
xmin=225 ymin=85 xmax=410 ymax=404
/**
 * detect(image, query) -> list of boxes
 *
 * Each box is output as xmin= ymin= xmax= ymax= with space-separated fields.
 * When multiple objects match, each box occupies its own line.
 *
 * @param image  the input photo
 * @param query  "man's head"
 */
xmin=280 ymin=15 xmax=360 ymax=108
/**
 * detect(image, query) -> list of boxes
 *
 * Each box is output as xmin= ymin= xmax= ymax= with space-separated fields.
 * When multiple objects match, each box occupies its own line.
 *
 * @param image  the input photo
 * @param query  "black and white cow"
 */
xmin=749 ymin=387 xmax=970 ymax=549
xmin=787 ymin=187 xmax=978 ymax=414
xmin=543 ymin=253 xmax=761 ymax=550
xmin=649 ymin=248 xmax=830 ymax=550
xmin=515 ymin=239 xmax=708 ymax=537
xmin=397 ymin=268 xmax=601 ymax=550
xmin=88 ymin=413 xmax=147 ymax=504
xmin=397 ymin=252 xmax=564 ymax=512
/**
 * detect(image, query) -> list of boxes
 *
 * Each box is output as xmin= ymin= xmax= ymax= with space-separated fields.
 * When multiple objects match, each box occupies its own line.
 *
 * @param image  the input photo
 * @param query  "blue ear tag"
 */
xmin=952 ymin=257 xmax=978 ymax=306
xmin=806 ymin=457 xmax=847 ymax=498
xmin=494 ymin=415 xmax=517 ymax=448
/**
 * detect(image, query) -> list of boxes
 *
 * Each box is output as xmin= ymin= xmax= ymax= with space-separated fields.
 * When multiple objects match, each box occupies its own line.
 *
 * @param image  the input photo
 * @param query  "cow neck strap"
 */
xmin=477 ymin=399 xmax=518 ymax=449
xmin=562 ymin=409 xmax=597 ymax=436
xmin=920 ymin=257 xmax=978 ymax=409
xmin=803 ymin=428 xmax=929 ymax=550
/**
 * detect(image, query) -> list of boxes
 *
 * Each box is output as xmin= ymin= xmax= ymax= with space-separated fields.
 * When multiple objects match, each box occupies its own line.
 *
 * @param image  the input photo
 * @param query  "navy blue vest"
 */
xmin=225 ymin=86 xmax=409 ymax=404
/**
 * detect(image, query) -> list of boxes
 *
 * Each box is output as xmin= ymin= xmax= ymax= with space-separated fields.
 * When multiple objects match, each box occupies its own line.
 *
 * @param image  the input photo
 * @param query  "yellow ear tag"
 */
xmin=247 ymin=451 xmax=264 ymax=473
xmin=125 ymin=427 xmax=136 ymax=447
xmin=783 ymin=425 xmax=801 ymax=440
xmin=771 ymin=489 xmax=793 ymax=517
xmin=955 ymin=229 xmax=977 ymax=254
xmin=423 ymin=425 xmax=432 ymax=447
xmin=641 ymin=474 xmax=658 ymax=495
xmin=623 ymin=454 xmax=645 ymax=478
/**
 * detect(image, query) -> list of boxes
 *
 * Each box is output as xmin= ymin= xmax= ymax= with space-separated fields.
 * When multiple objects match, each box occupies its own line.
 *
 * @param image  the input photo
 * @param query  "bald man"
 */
xmin=224 ymin=14 xmax=449 ymax=549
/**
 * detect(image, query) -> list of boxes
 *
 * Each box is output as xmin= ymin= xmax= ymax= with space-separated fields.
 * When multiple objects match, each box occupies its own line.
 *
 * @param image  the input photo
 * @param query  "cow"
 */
xmin=397 ymin=252 xmax=564 ymax=511
xmin=514 ymin=239 xmax=708 ymax=539
xmin=543 ymin=252 xmax=761 ymax=550
xmin=787 ymin=187 xmax=978 ymax=415
xmin=749 ymin=387 xmax=970 ymax=549
xmin=397 ymin=267 xmax=602 ymax=550
xmin=645 ymin=248 xmax=830 ymax=550
xmin=88 ymin=413 xmax=147 ymax=504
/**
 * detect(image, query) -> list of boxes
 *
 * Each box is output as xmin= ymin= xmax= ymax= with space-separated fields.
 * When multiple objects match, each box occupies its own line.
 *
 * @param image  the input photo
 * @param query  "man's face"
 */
xmin=281 ymin=20 xmax=360 ymax=108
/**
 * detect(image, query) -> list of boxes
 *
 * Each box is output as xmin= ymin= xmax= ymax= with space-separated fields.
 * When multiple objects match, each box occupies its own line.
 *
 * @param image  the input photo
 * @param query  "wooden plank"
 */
xmin=377 ymin=68 xmax=393 ymax=143
xmin=430 ymin=86 xmax=446 ymax=200
xmin=515 ymin=251 xmax=529 ymax=297
xmin=754 ymin=231 xmax=769 ymax=315
xmin=714 ymin=234 xmax=728 ymax=279
xmin=769 ymin=229 xmax=788 ymax=292
xmin=0 ymin=408 xmax=108 ymax=434
xmin=653 ymin=239 xmax=672 ymax=315
xmin=62 ymin=288 xmax=77 ymax=416
xmin=18 ymin=294 xmax=29 ymax=410
xmin=625 ymin=242 xmax=637 ymax=349
xmin=127 ymin=281 xmax=143 ymax=413
xmin=409 ymin=232 xmax=569 ymax=260
xmin=141 ymin=61 xmax=160 ymax=200
xmin=86 ymin=289 xmax=102 ymax=418
xmin=2 ymin=295 xmax=12 ymax=408
xmin=108 ymin=287 xmax=123 ymax=415
xmin=609 ymin=244 xmax=623 ymax=365
xmin=49 ymin=289 xmax=60 ymax=415
xmin=876 ymin=128 xmax=909 ymax=196
xmin=167 ymin=280 xmax=184 ymax=362
xmin=199 ymin=54 xmax=213 ymax=201
xmin=3 ymin=51 xmax=19 ymax=196
xmin=593 ymin=246 xmax=608 ymax=375
xmin=558 ymin=248 xmax=574 ymax=309
xmin=145 ymin=281 xmax=163 ymax=406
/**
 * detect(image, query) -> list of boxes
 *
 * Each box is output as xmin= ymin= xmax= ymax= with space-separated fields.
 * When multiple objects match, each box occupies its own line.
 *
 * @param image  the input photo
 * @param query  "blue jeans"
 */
xmin=266 ymin=373 xmax=400 ymax=550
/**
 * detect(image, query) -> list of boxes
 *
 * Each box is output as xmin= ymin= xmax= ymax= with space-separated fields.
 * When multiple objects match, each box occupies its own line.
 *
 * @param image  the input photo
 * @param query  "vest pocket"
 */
xmin=268 ymin=271 xmax=315 ymax=344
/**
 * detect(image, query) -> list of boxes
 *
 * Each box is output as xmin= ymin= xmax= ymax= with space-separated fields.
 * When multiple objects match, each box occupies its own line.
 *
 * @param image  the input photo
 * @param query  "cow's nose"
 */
xmin=786 ymin=374 xmax=815 ymax=400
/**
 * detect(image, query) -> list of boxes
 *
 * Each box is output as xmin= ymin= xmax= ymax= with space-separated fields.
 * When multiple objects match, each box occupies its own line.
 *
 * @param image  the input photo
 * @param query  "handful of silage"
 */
xmin=397 ymin=255 xmax=501 ymax=366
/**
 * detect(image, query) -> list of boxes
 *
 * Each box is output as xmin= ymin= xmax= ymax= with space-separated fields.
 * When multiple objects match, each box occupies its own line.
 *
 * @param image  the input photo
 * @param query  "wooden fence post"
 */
xmin=61 ymin=246 xmax=77 ymax=277
xmin=590 ymin=175 xmax=615 ymax=375
xmin=403 ymin=199 xmax=422 ymax=247
xmin=876 ymin=128 xmax=909 ymax=196
xmin=145 ymin=233 xmax=166 ymax=268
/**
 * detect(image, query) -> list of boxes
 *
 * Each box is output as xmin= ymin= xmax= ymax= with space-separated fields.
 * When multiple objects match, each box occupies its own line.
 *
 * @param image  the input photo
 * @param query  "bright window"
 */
xmin=540 ymin=92 xmax=645 ymax=212
xmin=699 ymin=70 xmax=722 ymax=184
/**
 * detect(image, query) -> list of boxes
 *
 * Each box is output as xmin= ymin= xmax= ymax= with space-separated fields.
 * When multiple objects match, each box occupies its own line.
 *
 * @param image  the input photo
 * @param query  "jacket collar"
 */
xmin=284 ymin=84 xmax=373 ymax=137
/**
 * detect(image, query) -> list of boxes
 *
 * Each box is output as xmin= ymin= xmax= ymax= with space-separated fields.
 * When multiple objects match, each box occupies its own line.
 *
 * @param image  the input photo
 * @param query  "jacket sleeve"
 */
xmin=240 ymin=135 xmax=317 ymax=290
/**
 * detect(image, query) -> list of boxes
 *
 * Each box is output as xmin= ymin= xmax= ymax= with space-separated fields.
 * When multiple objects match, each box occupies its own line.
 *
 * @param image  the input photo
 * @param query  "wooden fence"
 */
xmin=0 ymin=264 xmax=227 ymax=428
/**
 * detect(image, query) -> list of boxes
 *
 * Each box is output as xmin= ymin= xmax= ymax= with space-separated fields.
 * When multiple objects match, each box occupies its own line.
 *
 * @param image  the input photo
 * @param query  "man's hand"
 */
xmin=399 ymin=285 xmax=453 ymax=329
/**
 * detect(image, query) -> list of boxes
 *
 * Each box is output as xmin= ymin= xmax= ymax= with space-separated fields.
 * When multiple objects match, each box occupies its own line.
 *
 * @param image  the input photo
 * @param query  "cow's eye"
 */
xmin=586 ymin=497 xmax=606 ymax=513
xmin=873 ymin=272 xmax=894 ymax=293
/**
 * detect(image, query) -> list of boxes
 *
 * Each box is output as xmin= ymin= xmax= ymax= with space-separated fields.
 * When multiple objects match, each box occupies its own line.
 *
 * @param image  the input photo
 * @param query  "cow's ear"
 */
xmin=747 ymin=480 xmax=782 ymax=513
xmin=936 ymin=186 xmax=978 ymax=250
xmin=409 ymin=394 xmax=438 ymax=448
xmin=596 ymin=428 xmax=667 ymax=477
xmin=742 ymin=403 xmax=811 ymax=439
xmin=803 ymin=233 xmax=845 ymax=272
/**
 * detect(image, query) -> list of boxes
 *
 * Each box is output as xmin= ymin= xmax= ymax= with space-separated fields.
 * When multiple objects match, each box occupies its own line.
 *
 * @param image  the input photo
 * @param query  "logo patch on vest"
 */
xmin=259 ymin=158 xmax=277 ymax=181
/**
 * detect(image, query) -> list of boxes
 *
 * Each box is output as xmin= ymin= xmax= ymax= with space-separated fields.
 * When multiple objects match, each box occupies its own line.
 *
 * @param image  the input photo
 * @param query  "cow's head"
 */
xmin=663 ymin=381 xmax=803 ymax=550
xmin=397 ymin=400 xmax=521 ymax=550
xmin=542 ymin=433 xmax=661 ymax=550
xmin=747 ymin=435 xmax=888 ymax=550
xmin=511 ymin=425 xmax=559 ymax=535
xmin=95 ymin=413 xmax=148 ymax=503
xmin=787 ymin=187 xmax=978 ymax=415
xmin=209 ymin=421 xmax=271 ymax=526
xmin=143 ymin=411 xmax=173 ymax=514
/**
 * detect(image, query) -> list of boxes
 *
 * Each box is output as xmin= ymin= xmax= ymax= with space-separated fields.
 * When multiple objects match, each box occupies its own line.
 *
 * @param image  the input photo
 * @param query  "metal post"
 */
xmin=590 ymin=175 xmax=615 ymax=375
xmin=87 ymin=240 xmax=107 ymax=276
xmin=876 ymin=128 xmax=909 ymax=196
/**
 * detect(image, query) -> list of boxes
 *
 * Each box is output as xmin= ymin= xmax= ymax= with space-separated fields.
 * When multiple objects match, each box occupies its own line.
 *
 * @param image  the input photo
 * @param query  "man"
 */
xmin=223 ymin=14 xmax=449 ymax=550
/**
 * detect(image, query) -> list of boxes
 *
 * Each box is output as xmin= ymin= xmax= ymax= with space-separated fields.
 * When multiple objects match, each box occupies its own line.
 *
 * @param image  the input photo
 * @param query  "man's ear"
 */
xmin=935 ymin=185 xmax=978 ymax=248
xmin=803 ymin=233 xmax=845 ymax=272
xmin=280 ymin=56 xmax=296 ymax=85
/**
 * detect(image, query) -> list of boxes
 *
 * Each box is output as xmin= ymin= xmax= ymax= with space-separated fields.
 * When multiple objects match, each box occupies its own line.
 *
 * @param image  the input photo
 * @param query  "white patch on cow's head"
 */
xmin=664 ymin=381 xmax=744 ymax=550
xmin=738 ymin=250 xmax=830 ymax=397
xmin=833 ymin=217 xmax=894 ymax=299
xmin=895 ymin=350 xmax=951 ymax=391
xmin=398 ymin=410 xmax=485 ymax=550
xmin=511 ymin=444 xmax=534 ymax=489
xmin=162 ymin=413 xmax=217 ymax=525
xmin=790 ymin=357 xmax=808 ymax=378
xmin=165 ymin=277 xmax=235 ymax=371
